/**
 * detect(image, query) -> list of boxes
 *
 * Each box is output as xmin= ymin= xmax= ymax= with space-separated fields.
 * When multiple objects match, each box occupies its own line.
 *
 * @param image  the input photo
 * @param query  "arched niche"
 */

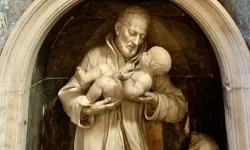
xmin=39 ymin=1 xmax=226 ymax=150
xmin=0 ymin=0 xmax=249 ymax=150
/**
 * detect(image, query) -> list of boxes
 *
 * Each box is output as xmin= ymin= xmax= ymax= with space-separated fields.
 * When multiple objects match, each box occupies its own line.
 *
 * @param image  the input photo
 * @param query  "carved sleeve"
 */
xmin=58 ymin=52 xmax=95 ymax=128
xmin=144 ymin=75 xmax=187 ymax=123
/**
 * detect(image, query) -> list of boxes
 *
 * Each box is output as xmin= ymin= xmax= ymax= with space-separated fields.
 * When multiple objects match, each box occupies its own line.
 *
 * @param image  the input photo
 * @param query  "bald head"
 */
xmin=114 ymin=6 xmax=151 ymax=59
xmin=117 ymin=6 xmax=151 ymax=28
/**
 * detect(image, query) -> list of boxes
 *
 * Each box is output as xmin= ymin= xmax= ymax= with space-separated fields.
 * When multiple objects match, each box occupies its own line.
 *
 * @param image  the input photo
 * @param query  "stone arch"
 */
xmin=0 ymin=0 xmax=249 ymax=149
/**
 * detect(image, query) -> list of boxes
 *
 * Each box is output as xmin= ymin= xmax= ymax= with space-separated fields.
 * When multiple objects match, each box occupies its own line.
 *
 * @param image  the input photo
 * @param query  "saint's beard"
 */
xmin=116 ymin=39 xmax=138 ymax=58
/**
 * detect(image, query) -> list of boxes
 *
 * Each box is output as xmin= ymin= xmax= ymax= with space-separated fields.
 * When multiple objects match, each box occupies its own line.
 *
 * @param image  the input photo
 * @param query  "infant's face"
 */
xmin=139 ymin=51 xmax=152 ymax=69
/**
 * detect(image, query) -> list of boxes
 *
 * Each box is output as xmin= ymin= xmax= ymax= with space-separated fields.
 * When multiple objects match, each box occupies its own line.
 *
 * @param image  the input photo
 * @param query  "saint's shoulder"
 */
xmin=81 ymin=44 xmax=110 ymax=67
xmin=86 ymin=44 xmax=109 ymax=56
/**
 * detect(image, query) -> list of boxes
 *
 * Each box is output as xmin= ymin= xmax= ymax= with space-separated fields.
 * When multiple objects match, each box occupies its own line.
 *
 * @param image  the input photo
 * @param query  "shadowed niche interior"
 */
xmin=26 ymin=1 xmax=227 ymax=150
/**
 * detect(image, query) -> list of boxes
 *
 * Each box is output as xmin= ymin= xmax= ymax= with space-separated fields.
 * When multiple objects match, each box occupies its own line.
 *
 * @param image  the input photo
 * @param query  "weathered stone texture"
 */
xmin=0 ymin=0 xmax=33 ymax=53
xmin=219 ymin=0 xmax=250 ymax=48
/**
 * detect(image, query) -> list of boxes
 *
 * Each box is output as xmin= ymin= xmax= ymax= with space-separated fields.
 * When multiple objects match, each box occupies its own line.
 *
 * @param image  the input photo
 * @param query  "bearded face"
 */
xmin=115 ymin=16 xmax=148 ymax=58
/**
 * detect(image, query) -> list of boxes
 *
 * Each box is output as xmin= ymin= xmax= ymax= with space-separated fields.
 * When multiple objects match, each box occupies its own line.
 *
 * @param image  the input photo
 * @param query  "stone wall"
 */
xmin=0 ymin=0 xmax=33 ymax=53
xmin=218 ymin=0 xmax=250 ymax=48
xmin=0 ymin=1 xmax=249 ymax=53
xmin=1 ymin=1 xmax=250 ymax=53
xmin=26 ymin=45 xmax=46 ymax=150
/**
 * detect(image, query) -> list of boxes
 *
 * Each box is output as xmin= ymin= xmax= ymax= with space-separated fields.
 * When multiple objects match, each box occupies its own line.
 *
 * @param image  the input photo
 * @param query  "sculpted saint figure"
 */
xmin=76 ymin=46 xmax=172 ymax=104
xmin=58 ymin=6 xmax=187 ymax=150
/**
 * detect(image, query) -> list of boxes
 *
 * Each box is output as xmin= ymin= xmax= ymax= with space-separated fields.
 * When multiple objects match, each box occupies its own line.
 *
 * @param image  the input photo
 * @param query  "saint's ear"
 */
xmin=115 ymin=22 xmax=121 ymax=35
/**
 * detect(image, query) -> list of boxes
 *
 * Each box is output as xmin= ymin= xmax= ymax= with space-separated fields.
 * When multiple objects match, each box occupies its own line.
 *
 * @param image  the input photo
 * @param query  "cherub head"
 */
xmin=139 ymin=46 xmax=172 ymax=76
xmin=189 ymin=131 xmax=219 ymax=150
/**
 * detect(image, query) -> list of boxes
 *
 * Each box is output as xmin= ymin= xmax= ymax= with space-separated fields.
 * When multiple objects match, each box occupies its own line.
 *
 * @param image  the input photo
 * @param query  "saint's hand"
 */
xmin=134 ymin=92 xmax=159 ymax=109
xmin=81 ymin=97 xmax=121 ymax=115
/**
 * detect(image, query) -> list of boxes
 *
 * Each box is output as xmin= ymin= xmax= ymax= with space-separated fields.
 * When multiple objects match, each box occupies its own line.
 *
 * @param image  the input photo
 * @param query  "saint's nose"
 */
xmin=132 ymin=35 xmax=140 ymax=45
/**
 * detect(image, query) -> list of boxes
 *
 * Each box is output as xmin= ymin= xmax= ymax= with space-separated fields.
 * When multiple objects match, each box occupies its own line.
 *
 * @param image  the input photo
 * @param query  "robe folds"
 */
xmin=58 ymin=33 xmax=187 ymax=150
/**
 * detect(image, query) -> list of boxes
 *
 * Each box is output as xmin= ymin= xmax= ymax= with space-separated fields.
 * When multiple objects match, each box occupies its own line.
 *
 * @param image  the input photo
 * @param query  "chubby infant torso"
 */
xmin=100 ymin=71 xmax=149 ymax=102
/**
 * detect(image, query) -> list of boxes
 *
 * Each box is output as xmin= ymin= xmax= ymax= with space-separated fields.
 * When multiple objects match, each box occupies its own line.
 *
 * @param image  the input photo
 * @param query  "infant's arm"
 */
xmin=122 ymin=73 xmax=152 ymax=100
xmin=76 ymin=64 xmax=114 ymax=86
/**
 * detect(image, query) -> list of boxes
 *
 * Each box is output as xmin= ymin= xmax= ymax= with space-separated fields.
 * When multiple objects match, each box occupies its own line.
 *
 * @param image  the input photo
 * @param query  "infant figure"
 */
xmin=76 ymin=46 xmax=172 ymax=105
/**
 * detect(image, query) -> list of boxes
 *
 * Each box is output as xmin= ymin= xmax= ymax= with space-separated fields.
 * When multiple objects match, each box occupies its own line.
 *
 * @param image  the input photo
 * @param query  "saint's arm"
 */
xmin=58 ymin=52 xmax=95 ymax=128
xmin=144 ymin=75 xmax=187 ymax=123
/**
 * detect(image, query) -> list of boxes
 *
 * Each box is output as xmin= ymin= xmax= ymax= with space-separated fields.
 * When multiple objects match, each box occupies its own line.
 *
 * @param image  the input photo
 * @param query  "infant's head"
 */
xmin=139 ymin=46 xmax=172 ymax=76
xmin=189 ymin=131 xmax=219 ymax=150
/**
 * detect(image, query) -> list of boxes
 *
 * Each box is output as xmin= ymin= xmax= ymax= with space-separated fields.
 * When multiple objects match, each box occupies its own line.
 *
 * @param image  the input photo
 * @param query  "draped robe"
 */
xmin=58 ymin=33 xmax=187 ymax=150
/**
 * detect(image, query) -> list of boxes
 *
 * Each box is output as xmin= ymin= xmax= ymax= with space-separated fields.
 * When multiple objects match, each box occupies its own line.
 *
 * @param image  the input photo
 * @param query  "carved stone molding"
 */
xmin=0 ymin=1 xmax=80 ymax=149
xmin=0 ymin=0 xmax=249 ymax=149
xmin=171 ymin=0 xmax=250 ymax=149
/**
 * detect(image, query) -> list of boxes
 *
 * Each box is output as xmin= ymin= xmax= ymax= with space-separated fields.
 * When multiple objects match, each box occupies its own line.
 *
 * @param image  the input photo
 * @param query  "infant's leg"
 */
xmin=86 ymin=76 xmax=122 ymax=103
xmin=77 ymin=64 xmax=114 ymax=85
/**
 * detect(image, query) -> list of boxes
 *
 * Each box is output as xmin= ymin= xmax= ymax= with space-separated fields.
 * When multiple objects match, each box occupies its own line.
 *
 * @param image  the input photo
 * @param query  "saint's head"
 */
xmin=115 ymin=6 xmax=151 ymax=59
